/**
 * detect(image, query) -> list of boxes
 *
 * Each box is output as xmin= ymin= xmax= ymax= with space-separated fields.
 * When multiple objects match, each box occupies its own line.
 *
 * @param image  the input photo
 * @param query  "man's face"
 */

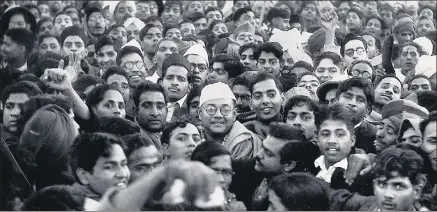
xmin=251 ymin=79 xmax=282 ymax=122
xmin=120 ymin=53 xmax=146 ymax=87
xmin=255 ymin=135 xmax=287 ymax=173
xmin=39 ymin=37 xmax=61 ymax=55
xmin=379 ymin=10 xmax=394 ymax=27
xmin=2 ymin=93 xmax=29 ymax=133
xmin=272 ymin=17 xmax=290 ymax=31
xmin=188 ymin=96 xmax=201 ymax=126
xmin=419 ymin=8 xmax=434 ymax=19
xmin=180 ymin=22 xmax=196 ymax=37
xmin=186 ymin=54 xmax=208 ymax=86
xmin=209 ymin=155 xmax=233 ymax=191
xmin=232 ymin=84 xmax=251 ymax=114
xmin=200 ymin=98 xmax=236 ymax=136
xmin=162 ymin=4 xmax=181 ymax=26
xmin=203 ymin=1 xmax=218 ymax=10
xmin=109 ymin=26 xmax=128 ymax=46
xmin=338 ymin=2 xmax=351 ymax=20
xmin=82 ymin=144 xmax=130 ymax=195
xmin=282 ymin=51 xmax=294 ymax=69
xmin=142 ymin=27 xmax=163 ymax=50
xmin=286 ymin=103 xmax=317 ymax=140
xmin=240 ymin=48 xmax=257 ymax=71
xmin=162 ymin=66 xmax=190 ymax=102
xmin=148 ymin=1 xmax=159 ymax=17
xmin=338 ymin=87 xmax=368 ymax=120
xmin=365 ymin=18 xmax=382 ymax=38
xmin=297 ymin=75 xmax=320 ymax=101
xmin=400 ymin=45 xmax=420 ymax=71
xmin=362 ymin=35 xmax=378 ymax=58
xmin=344 ymin=40 xmax=368 ymax=66
xmin=39 ymin=21 xmax=55 ymax=36
xmin=211 ymin=23 xmax=228 ymax=36
xmin=409 ymin=77 xmax=431 ymax=92
xmin=165 ymin=28 xmax=182 ymax=40
xmin=318 ymin=120 xmax=354 ymax=166
xmin=106 ymin=74 xmax=130 ymax=101
xmin=67 ymin=11 xmax=80 ymax=26
xmin=95 ymin=90 xmax=126 ymax=119
xmin=395 ymin=31 xmax=415 ymax=45
xmin=401 ymin=127 xmax=422 ymax=147
xmin=233 ymin=0 xmax=250 ymax=11
xmin=257 ymin=51 xmax=281 ymax=77
xmin=374 ymin=172 xmax=420 ymax=211
xmin=421 ymin=121 xmax=436 ymax=171
xmin=147 ymin=20 xmax=163 ymax=32
xmin=54 ymin=14 xmax=73 ymax=36
xmin=128 ymin=145 xmax=160 ymax=182
xmin=315 ymin=58 xmax=341 ymax=83
xmin=208 ymin=62 xmax=230 ymax=84
xmin=325 ymin=89 xmax=338 ymax=105
xmin=166 ymin=123 xmax=201 ymax=160
xmin=126 ymin=23 xmax=141 ymax=42
xmin=374 ymin=119 xmax=398 ymax=153
xmin=301 ymin=3 xmax=316 ymax=21
xmin=135 ymin=2 xmax=151 ymax=21
xmin=194 ymin=18 xmax=208 ymax=34
xmin=346 ymin=12 xmax=362 ymax=30
xmin=86 ymin=44 xmax=98 ymax=67
xmin=62 ymin=35 xmax=86 ymax=60
xmin=137 ymin=91 xmax=167 ymax=133
xmin=235 ymin=11 xmax=256 ymax=27
xmin=417 ymin=18 xmax=435 ymax=37
xmin=364 ymin=1 xmax=378 ymax=17
xmin=206 ymin=10 xmax=223 ymax=26
xmin=350 ymin=62 xmax=373 ymax=83
xmin=186 ymin=1 xmax=204 ymax=16
xmin=114 ymin=2 xmax=134 ymax=24
xmin=155 ymin=40 xmax=178 ymax=70
xmin=0 ymin=35 xmax=24 ymax=63
xmin=97 ymin=45 xmax=117 ymax=71
xmin=374 ymin=77 xmax=402 ymax=105
xmin=38 ymin=4 xmax=50 ymax=17
xmin=235 ymin=32 xmax=254 ymax=46
xmin=87 ymin=12 xmax=105 ymax=36
xmin=8 ymin=14 xmax=28 ymax=30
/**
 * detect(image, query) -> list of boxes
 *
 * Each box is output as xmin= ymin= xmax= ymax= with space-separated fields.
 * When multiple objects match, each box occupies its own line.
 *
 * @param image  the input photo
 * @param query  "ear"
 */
xmin=162 ymin=143 xmax=170 ymax=156
xmin=366 ymin=104 xmax=373 ymax=114
xmin=158 ymin=78 xmax=163 ymax=85
xmin=283 ymin=161 xmax=297 ymax=173
xmin=188 ymin=83 xmax=192 ymax=92
xmin=198 ymin=108 xmax=203 ymax=119
xmin=350 ymin=134 xmax=356 ymax=147
xmin=280 ymin=92 xmax=285 ymax=105
xmin=76 ymin=168 xmax=90 ymax=185
xmin=413 ymin=175 xmax=427 ymax=201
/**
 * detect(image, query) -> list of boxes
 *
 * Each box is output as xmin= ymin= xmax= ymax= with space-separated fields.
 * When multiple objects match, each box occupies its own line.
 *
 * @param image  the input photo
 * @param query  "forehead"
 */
xmin=318 ymin=58 xmax=336 ymax=66
xmin=165 ymin=65 xmax=189 ymax=77
xmin=253 ymin=79 xmax=279 ymax=93
xmin=419 ymin=18 xmax=432 ymax=24
xmin=171 ymin=123 xmax=199 ymax=136
xmin=140 ymin=91 xmax=165 ymax=102
xmin=6 ymin=93 xmax=29 ymax=103
xmin=103 ymin=90 xmax=123 ymax=100
xmin=263 ymin=135 xmax=287 ymax=153
xmin=209 ymin=155 xmax=232 ymax=168
xmin=121 ymin=52 xmax=142 ymax=63
xmin=300 ymin=75 xmax=318 ymax=82
xmin=99 ymin=45 xmax=115 ymax=52
xmin=237 ymin=32 xmax=253 ymax=37
xmin=97 ymin=144 xmax=126 ymax=163
xmin=207 ymin=10 xmax=221 ymax=15
xmin=290 ymin=103 xmax=312 ymax=113
xmin=111 ymin=26 xmax=126 ymax=32
xmin=107 ymin=74 xmax=128 ymax=83
xmin=89 ymin=11 xmax=102 ymax=17
xmin=259 ymin=51 xmax=278 ymax=59
xmin=378 ymin=77 xmax=401 ymax=88
xmin=159 ymin=40 xmax=177 ymax=48
xmin=194 ymin=18 xmax=207 ymax=23
xmin=118 ymin=2 xmax=132 ymax=9
xmin=203 ymin=98 xmax=234 ymax=107
xmin=10 ymin=14 xmax=25 ymax=21
xmin=63 ymin=36 xmax=84 ymax=44
xmin=345 ymin=39 xmax=365 ymax=49
xmin=320 ymin=119 xmax=349 ymax=131
xmin=376 ymin=172 xmax=413 ymax=184
xmin=362 ymin=35 xmax=375 ymax=41
xmin=129 ymin=145 xmax=159 ymax=161
xmin=344 ymin=87 xmax=366 ymax=96
xmin=146 ymin=27 xmax=161 ymax=33
xmin=368 ymin=18 xmax=381 ymax=24
xmin=42 ymin=37 xmax=59 ymax=43
xmin=180 ymin=22 xmax=195 ymax=28
xmin=167 ymin=28 xmax=180 ymax=33
xmin=411 ymin=77 xmax=429 ymax=84
xmin=424 ymin=121 xmax=437 ymax=136
xmin=401 ymin=45 xmax=419 ymax=52
xmin=233 ymin=84 xmax=250 ymax=93
xmin=56 ymin=14 xmax=71 ymax=19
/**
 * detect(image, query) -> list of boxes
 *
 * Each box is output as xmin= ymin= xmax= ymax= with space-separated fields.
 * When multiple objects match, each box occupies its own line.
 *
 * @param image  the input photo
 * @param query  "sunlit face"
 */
xmin=374 ymin=77 xmax=402 ymax=105
xmin=200 ymin=98 xmax=236 ymax=136
xmin=162 ymin=4 xmax=181 ymax=26
xmin=8 ymin=14 xmax=29 ymax=30
xmin=364 ymin=1 xmax=378 ymax=17
xmin=135 ymin=2 xmax=151 ymax=21
xmin=286 ymin=103 xmax=317 ymax=140
xmin=211 ymin=23 xmax=228 ymax=36
xmin=419 ymin=8 xmax=434 ymax=19
xmin=186 ymin=1 xmax=204 ymax=16
xmin=186 ymin=54 xmax=208 ymax=86
xmin=2 ymin=93 xmax=29 ymax=133
xmin=399 ymin=45 xmax=420 ymax=71
xmin=417 ymin=18 xmax=435 ymax=37
xmin=409 ymin=77 xmax=431 ymax=92
xmin=395 ymin=30 xmax=414 ymax=45
xmin=257 ymin=51 xmax=281 ymax=77
xmin=126 ymin=23 xmax=141 ymax=42
xmin=301 ymin=3 xmax=316 ymax=21
xmin=114 ymin=2 xmax=134 ymax=24
xmin=350 ymin=62 xmax=373 ymax=84
xmin=379 ymin=9 xmax=393 ymax=27
xmin=343 ymin=40 xmax=368 ymax=66
xmin=137 ymin=91 xmax=167 ymax=133
xmin=338 ymin=2 xmax=351 ymax=20
xmin=155 ymin=40 xmax=178 ymax=70
xmin=39 ymin=20 xmax=54 ymax=36
xmin=365 ymin=18 xmax=382 ymax=38
xmin=255 ymin=135 xmax=287 ymax=173
xmin=106 ymin=74 xmax=130 ymax=101
xmin=251 ymin=79 xmax=282 ymax=121
xmin=39 ymin=36 xmax=61 ymax=55
xmin=94 ymin=90 xmax=126 ymax=119
xmin=165 ymin=123 xmax=201 ymax=160
xmin=128 ymin=145 xmax=160 ymax=182
xmin=346 ymin=11 xmax=362 ymax=31
xmin=235 ymin=11 xmax=256 ymax=28
xmin=234 ymin=0 xmax=250 ymax=11
xmin=235 ymin=32 xmax=254 ymax=46
xmin=87 ymin=12 xmax=106 ymax=36
xmin=206 ymin=10 xmax=223 ymax=26
xmin=62 ymin=35 xmax=86 ymax=60
xmin=161 ymin=65 xmax=190 ymax=102
xmin=109 ymin=26 xmax=127 ymax=45
xmin=180 ymin=22 xmax=196 ymax=37
xmin=272 ymin=17 xmax=290 ymax=31
xmin=165 ymin=28 xmax=182 ymax=40
xmin=401 ymin=127 xmax=422 ymax=147
xmin=54 ymin=14 xmax=73 ymax=35
xmin=148 ymin=1 xmax=159 ymax=17
xmin=338 ymin=87 xmax=369 ymax=120
xmin=141 ymin=26 xmax=162 ymax=50
xmin=421 ymin=121 xmax=436 ymax=171
xmin=318 ymin=120 xmax=355 ymax=167
xmin=374 ymin=119 xmax=398 ymax=153
xmin=120 ymin=52 xmax=146 ymax=87
xmin=97 ymin=45 xmax=117 ymax=71
xmin=193 ymin=17 xmax=208 ymax=34
xmin=240 ymin=48 xmax=257 ymax=71
xmin=297 ymin=75 xmax=320 ymax=101
xmin=315 ymin=58 xmax=341 ymax=83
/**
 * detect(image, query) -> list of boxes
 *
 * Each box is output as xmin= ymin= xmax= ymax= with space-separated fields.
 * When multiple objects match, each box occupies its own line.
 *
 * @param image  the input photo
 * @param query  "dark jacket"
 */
xmin=330 ymin=189 xmax=379 ymax=211
xmin=355 ymin=121 xmax=378 ymax=154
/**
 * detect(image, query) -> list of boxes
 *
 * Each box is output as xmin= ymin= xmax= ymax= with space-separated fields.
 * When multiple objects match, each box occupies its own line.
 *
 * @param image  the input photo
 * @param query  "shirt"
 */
xmin=145 ymin=72 xmax=159 ymax=83
xmin=314 ymin=155 xmax=348 ymax=183
xmin=166 ymin=94 xmax=187 ymax=122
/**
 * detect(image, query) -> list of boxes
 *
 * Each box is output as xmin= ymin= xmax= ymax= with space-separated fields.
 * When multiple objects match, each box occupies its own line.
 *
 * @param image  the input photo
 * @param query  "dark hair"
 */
xmin=297 ymin=71 xmax=319 ymax=83
xmin=336 ymin=77 xmax=375 ymax=107
xmin=1 ymin=81 xmax=42 ymax=105
xmin=188 ymin=11 xmax=206 ymax=23
xmin=269 ymin=122 xmax=306 ymax=143
xmin=84 ymin=2 xmax=103 ymax=22
xmin=313 ymin=51 xmax=343 ymax=68
xmin=98 ymin=116 xmax=140 ymax=136
xmin=186 ymin=85 xmax=202 ymax=110
xmin=37 ymin=16 xmax=53 ymax=28
xmin=347 ymin=59 xmax=375 ymax=81
xmin=132 ymin=81 xmax=167 ymax=108
xmin=101 ymin=66 xmax=129 ymax=84
xmin=94 ymin=34 xmax=114 ymax=53
xmin=269 ymin=173 xmax=330 ymax=211
xmin=205 ymin=6 xmax=223 ymax=19
xmin=21 ymin=185 xmax=86 ymax=211
xmin=210 ymin=54 xmax=243 ymax=78
xmin=340 ymin=33 xmax=368 ymax=57
xmin=208 ymin=19 xmax=225 ymax=31
xmin=380 ymin=3 xmax=394 ymax=13
xmin=72 ymin=74 xmax=102 ymax=94
xmin=266 ymin=7 xmax=291 ymax=23
xmin=250 ymin=72 xmax=283 ymax=94
xmin=163 ymin=24 xmax=179 ymax=36
xmin=415 ymin=90 xmax=437 ymax=112
xmin=16 ymin=73 xmax=47 ymax=93
xmin=253 ymin=42 xmax=283 ymax=61
xmin=164 ymin=0 xmax=183 ymax=13
xmin=373 ymin=74 xmax=403 ymax=91
xmin=408 ymin=74 xmax=430 ymax=89
xmin=399 ymin=41 xmax=427 ymax=57
xmin=315 ymin=103 xmax=356 ymax=135
xmin=293 ymin=61 xmax=314 ymax=73
xmin=191 ymin=141 xmax=231 ymax=166
xmin=365 ymin=15 xmax=387 ymax=30
xmin=116 ymin=46 xmax=143 ymax=65
xmin=233 ymin=7 xmax=252 ymax=22
xmin=70 ymin=133 xmax=125 ymax=175
xmin=238 ymin=42 xmax=257 ymax=56
xmin=139 ymin=23 xmax=162 ymax=41
xmin=53 ymin=11 xmax=71 ymax=24
xmin=231 ymin=74 xmax=251 ymax=89
xmin=284 ymin=95 xmax=320 ymax=120
xmin=374 ymin=144 xmax=425 ymax=185
xmin=38 ymin=33 xmax=61 ymax=47
xmin=346 ymin=7 xmax=364 ymax=21
xmin=420 ymin=111 xmax=437 ymax=134
xmin=161 ymin=119 xmax=196 ymax=145
xmin=123 ymin=133 xmax=156 ymax=157
xmin=5 ymin=28 xmax=35 ymax=55
xmin=144 ymin=15 xmax=163 ymax=25
xmin=85 ymin=84 xmax=123 ymax=108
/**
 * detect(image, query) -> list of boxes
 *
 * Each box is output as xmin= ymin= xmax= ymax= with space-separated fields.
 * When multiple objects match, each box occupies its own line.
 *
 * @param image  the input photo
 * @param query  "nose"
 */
xmin=376 ymin=129 xmax=384 ymax=139
xmin=150 ymin=106 xmax=159 ymax=116
xmin=383 ymin=188 xmax=394 ymax=199
xmin=116 ymin=166 xmax=129 ymax=178
xmin=293 ymin=122 xmax=301 ymax=128
xmin=216 ymin=172 xmax=226 ymax=185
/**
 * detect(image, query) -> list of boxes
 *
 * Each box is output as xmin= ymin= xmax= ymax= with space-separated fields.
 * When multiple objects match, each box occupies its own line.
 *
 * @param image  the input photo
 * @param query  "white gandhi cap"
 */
xmin=199 ymin=82 xmax=236 ymax=106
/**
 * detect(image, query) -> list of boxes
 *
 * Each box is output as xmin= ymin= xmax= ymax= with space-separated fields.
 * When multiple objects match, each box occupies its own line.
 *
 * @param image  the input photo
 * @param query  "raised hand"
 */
xmin=42 ymin=59 xmax=74 ymax=92
xmin=320 ymin=9 xmax=339 ymax=31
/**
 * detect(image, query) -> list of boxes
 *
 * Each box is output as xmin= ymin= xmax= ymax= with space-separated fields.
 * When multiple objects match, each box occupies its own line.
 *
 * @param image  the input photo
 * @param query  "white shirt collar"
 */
xmin=314 ymin=155 xmax=348 ymax=183
xmin=16 ymin=62 xmax=27 ymax=71
xmin=176 ymin=94 xmax=188 ymax=107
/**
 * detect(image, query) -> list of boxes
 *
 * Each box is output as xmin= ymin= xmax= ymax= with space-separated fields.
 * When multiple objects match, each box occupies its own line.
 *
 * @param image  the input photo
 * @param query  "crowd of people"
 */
xmin=0 ymin=0 xmax=436 ymax=211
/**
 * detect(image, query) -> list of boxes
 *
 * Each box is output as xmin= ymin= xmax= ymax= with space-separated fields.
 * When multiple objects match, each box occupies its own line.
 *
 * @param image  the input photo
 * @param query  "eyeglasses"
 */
xmin=202 ymin=104 xmax=233 ymax=116
xmin=123 ymin=61 xmax=144 ymax=70
xmin=345 ymin=47 xmax=365 ymax=57
xmin=211 ymin=168 xmax=234 ymax=177
xmin=351 ymin=69 xmax=371 ymax=79
xmin=191 ymin=63 xmax=208 ymax=73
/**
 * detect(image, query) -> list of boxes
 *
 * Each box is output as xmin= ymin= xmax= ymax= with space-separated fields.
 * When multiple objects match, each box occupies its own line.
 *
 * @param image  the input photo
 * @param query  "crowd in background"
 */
xmin=0 ymin=0 xmax=436 ymax=211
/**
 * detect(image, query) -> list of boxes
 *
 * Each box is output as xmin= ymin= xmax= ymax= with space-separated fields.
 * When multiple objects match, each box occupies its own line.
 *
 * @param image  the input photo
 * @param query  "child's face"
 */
xmin=318 ymin=120 xmax=354 ymax=167
xmin=373 ymin=171 xmax=419 ymax=211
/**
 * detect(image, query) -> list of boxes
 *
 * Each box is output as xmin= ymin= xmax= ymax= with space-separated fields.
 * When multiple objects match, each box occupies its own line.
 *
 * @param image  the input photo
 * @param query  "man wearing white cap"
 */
xmin=233 ymin=22 xmax=256 ymax=46
xmin=199 ymin=82 xmax=262 ymax=159
xmin=184 ymin=44 xmax=209 ymax=86
xmin=124 ymin=17 xmax=145 ymax=42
